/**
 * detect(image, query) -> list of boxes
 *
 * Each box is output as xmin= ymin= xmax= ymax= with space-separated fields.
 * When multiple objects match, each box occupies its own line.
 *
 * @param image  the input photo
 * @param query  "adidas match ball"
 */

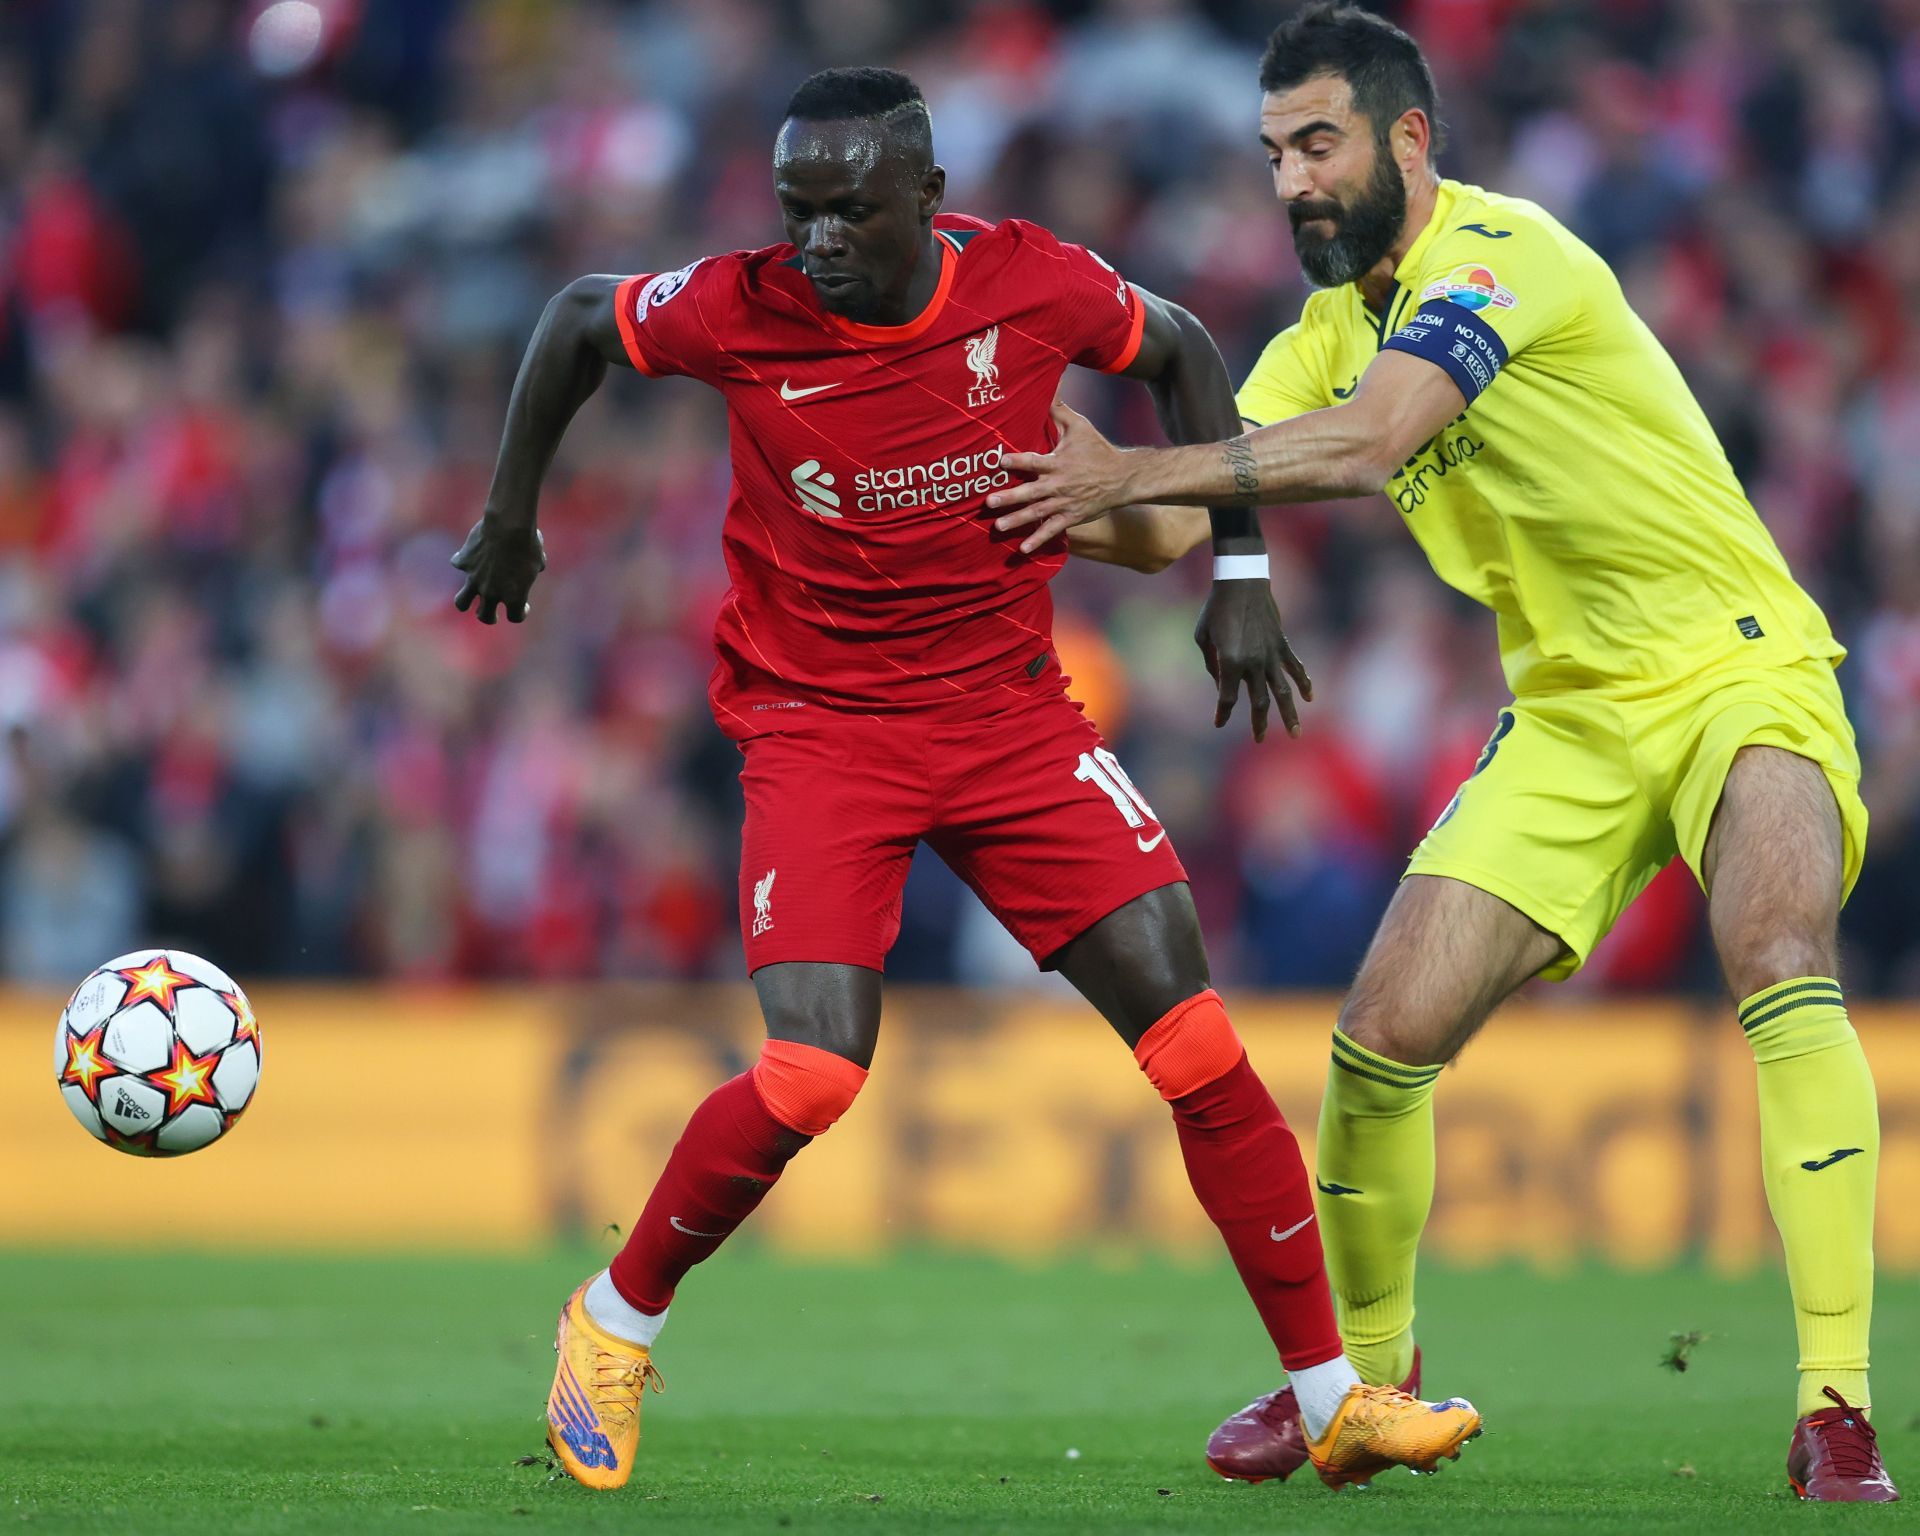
xmin=53 ymin=949 xmax=261 ymax=1156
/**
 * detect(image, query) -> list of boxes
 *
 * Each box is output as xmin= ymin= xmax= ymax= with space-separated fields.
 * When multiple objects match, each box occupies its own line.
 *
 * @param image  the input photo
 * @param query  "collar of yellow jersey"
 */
xmin=1392 ymin=178 xmax=1462 ymax=289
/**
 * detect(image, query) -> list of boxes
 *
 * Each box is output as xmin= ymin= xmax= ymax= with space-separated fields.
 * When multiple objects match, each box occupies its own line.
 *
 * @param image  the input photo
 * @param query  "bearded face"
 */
xmin=1286 ymin=130 xmax=1408 ymax=289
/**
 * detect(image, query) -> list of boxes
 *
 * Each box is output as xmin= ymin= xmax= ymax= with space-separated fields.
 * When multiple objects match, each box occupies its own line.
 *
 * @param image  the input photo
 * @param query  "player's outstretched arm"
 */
xmin=1061 ymin=287 xmax=1309 ymax=741
xmin=989 ymin=349 xmax=1466 ymax=520
xmin=451 ymin=275 xmax=633 ymax=624
xmin=1055 ymin=294 xmax=1224 ymax=575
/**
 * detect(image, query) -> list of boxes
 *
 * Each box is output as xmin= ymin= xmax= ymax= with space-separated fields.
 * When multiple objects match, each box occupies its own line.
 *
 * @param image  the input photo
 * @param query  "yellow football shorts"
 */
xmin=1407 ymin=658 xmax=1867 ymax=980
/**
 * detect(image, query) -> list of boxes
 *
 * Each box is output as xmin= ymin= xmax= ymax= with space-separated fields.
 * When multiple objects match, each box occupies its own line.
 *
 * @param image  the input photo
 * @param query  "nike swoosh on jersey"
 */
xmin=1270 ymin=1214 xmax=1315 ymax=1242
xmin=779 ymin=379 xmax=841 ymax=401
xmin=670 ymin=1216 xmax=726 ymax=1237
xmin=1135 ymin=828 xmax=1168 ymax=852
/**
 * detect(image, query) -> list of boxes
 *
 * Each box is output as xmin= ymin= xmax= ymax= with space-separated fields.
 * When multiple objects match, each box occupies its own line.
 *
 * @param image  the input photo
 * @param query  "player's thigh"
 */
xmin=1674 ymin=660 xmax=1866 ymax=898
xmin=753 ymin=962 xmax=884 ymax=1069
xmin=1668 ymin=663 xmax=1864 ymax=988
xmin=737 ymin=724 xmax=925 ymax=975
xmin=1049 ymin=882 xmax=1211 ymax=1048
xmin=1340 ymin=873 xmax=1562 ymax=1067
xmin=925 ymin=696 xmax=1189 ymax=983
xmin=1405 ymin=697 xmax=1665 ymax=990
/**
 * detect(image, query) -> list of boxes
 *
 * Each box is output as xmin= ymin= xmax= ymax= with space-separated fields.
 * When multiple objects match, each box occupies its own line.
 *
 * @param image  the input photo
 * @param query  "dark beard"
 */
xmin=1288 ymin=143 xmax=1407 ymax=289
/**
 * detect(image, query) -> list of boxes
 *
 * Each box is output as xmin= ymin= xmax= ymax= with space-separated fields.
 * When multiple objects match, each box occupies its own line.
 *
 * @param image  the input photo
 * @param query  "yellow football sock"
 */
xmin=1315 ymin=1028 xmax=1441 ymax=1386
xmin=1740 ymin=977 xmax=1878 ymax=1417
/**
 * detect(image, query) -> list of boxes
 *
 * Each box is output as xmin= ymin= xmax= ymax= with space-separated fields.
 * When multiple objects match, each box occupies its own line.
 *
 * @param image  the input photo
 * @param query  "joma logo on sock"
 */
xmin=1800 ymin=1147 xmax=1865 ymax=1172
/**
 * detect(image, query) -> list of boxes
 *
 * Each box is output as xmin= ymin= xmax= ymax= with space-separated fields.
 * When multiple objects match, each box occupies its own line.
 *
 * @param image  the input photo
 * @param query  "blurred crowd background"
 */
xmin=2 ymin=0 xmax=1918 ymax=993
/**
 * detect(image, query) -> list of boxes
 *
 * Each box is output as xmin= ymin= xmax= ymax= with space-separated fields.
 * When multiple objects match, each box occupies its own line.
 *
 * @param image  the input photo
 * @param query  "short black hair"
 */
xmin=786 ymin=66 xmax=923 ymax=122
xmin=784 ymin=67 xmax=934 ymax=165
xmin=1259 ymin=3 xmax=1444 ymax=157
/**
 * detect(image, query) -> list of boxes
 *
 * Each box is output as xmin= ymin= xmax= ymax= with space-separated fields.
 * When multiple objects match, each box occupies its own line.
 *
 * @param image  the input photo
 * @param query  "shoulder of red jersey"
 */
xmin=934 ymin=213 xmax=1144 ymax=373
xmin=936 ymin=213 xmax=1133 ymax=298
xmin=614 ymin=245 xmax=811 ymax=378
xmin=618 ymin=245 xmax=792 ymax=313
xmin=933 ymin=213 xmax=1093 ymax=260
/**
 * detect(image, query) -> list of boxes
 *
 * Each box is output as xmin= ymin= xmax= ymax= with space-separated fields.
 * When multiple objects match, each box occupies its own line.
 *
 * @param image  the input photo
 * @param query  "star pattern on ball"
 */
xmin=103 ymin=1125 xmax=159 ymax=1157
xmin=117 ymin=954 xmax=197 ymax=1015
xmin=59 ymin=1022 xmax=113 ymax=1099
xmin=152 ymin=1036 xmax=222 ymax=1116
xmin=222 ymin=989 xmax=259 ymax=1048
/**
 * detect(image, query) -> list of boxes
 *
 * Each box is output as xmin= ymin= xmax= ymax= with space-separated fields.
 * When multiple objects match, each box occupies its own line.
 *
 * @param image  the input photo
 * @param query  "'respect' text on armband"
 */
xmin=1381 ymin=303 xmax=1510 ymax=402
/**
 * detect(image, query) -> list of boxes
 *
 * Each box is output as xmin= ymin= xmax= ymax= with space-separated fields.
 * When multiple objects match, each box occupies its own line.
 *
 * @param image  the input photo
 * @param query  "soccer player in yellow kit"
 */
xmin=1002 ymin=2 xmax=1898 ymax=1503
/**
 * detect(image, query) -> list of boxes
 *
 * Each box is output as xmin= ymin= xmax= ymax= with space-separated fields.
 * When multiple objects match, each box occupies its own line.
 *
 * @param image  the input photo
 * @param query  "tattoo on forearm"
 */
xmin=1223 ymin=437 xmax=1260 ymax=500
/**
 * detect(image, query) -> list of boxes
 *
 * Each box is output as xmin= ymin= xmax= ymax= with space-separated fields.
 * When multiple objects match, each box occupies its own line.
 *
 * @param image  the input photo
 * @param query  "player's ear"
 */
xmin=1393 ymin=108 xmax=1430 ymax=170
xmin=920 ymin=164 xmax=946 ymax=222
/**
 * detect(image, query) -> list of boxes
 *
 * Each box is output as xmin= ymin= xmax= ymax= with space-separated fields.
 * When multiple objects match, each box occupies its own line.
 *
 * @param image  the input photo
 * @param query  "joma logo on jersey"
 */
xmin=964 ymin=327 xmax=1003 ymax=406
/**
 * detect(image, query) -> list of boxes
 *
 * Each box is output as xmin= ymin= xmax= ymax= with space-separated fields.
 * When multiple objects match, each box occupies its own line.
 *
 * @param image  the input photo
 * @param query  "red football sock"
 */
xmin=1137 ymin=991 xmax=1343 ymax=1370
xmin=608 ymin=1041 xmax=866 ymax=1313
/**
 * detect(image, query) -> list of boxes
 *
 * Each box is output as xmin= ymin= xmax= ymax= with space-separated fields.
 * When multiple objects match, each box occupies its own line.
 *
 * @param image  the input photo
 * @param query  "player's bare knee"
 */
xmin=1721 ymin=930 xmax=1839 ymax=1003
xmin=1053 ymin=884 xmax=1212 ymax=1043
xmin=753 ymin=962 xmax=882 ymax=1067
xmin=1335 ymin=993 xmax=1457 ymax=1068
xmin=759 ymin=1003 xmax=877 ymax=1068
xmin=1128 ymin=949 xmax=1214 ymax=1025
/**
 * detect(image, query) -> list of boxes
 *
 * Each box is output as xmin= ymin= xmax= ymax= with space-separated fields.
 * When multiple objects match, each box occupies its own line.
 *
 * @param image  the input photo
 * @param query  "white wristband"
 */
xmin=1213 ymin=553 xmax=1271 ymax=582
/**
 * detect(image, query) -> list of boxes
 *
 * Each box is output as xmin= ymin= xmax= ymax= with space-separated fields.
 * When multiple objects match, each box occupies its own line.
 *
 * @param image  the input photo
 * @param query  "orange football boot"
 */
xmin=544 ymin=1282 xmax=664 ymax=1489
xmin=1208 ymin=1348 xmax=1422 ymax=1483
xmin=1304 ymin=1382 xmax=1481 ymax=1490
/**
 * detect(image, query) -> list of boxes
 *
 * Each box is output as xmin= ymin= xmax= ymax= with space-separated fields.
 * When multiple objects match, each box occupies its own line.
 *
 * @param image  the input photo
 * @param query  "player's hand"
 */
xmin=451 ymin=515 xmax=546 ymax=625
xmin=1194 ymin=578 xmax=1312 ymax=742
xmin=990 ymin=400 xmax=1133 ymax=554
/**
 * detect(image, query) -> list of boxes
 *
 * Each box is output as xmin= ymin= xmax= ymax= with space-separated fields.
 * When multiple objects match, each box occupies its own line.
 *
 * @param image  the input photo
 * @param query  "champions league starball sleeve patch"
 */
xmin=1383 ymin=296 xmax=1512 ymax=403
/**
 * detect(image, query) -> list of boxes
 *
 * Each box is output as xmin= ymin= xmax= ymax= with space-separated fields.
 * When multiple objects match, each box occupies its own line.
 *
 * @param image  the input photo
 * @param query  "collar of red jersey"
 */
xmin=810 ymin=230 xmax=962 ymax=344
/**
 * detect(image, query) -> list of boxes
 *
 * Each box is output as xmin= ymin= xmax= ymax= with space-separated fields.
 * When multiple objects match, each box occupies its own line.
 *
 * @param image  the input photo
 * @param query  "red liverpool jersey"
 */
xmin=612 ymin=214 xmax=1146 ymax=738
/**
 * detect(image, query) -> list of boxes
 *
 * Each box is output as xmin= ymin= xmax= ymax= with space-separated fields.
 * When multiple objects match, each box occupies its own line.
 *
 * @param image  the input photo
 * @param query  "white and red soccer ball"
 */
xmin=53 ymin=949 xmax=261 ymax=1156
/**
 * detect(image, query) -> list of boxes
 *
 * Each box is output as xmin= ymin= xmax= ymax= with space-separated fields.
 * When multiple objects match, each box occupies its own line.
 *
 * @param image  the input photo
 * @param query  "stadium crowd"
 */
xmin=2 ymin=0 xmax=1918 ymax=992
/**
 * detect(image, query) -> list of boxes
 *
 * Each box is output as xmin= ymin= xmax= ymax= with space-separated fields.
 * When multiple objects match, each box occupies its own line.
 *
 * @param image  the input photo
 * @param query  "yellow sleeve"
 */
xmin=1235 ymin=321 xmax=1332 ymax=428
xmin=1384 ymin=219 xmax=1586 ymax=402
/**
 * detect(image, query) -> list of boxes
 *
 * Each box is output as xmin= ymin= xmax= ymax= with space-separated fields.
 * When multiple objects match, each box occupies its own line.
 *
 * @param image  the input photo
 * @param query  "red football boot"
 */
xmin=1787 ymin=1388 xmax=1900 ymax=1502
xmin=1206 ymin=1348 xmax=1422 ymax=1484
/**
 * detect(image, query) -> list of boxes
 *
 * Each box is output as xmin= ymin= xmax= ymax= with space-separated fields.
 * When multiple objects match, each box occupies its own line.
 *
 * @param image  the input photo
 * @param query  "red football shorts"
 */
xmin=736 ymin=691 xmax=1188 ymax=972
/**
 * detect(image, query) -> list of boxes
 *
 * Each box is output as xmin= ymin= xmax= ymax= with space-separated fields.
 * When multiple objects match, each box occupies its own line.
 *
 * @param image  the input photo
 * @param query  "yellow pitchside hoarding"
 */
xmin=3 ymin=985 xmax=1917 ymax=1272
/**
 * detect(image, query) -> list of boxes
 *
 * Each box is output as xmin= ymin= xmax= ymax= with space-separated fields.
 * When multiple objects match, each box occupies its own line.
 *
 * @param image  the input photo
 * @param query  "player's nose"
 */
xmin=804 ymin=218 xmax=848 ymax=259
xmin=1277 ymin=156 xmax=1318 ymax=202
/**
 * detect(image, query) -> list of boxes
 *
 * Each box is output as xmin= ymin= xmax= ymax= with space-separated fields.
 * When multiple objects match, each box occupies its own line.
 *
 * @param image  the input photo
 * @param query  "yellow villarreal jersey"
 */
xmin=1236 ymin=179 xmax=1842 ymax=696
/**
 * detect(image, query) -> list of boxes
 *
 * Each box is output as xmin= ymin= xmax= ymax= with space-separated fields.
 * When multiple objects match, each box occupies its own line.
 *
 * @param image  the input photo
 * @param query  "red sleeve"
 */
xmin=1029 ymin=229 xmax=1147 ymax=374
xmin=611 ymin=257 xmax=725 ymax=380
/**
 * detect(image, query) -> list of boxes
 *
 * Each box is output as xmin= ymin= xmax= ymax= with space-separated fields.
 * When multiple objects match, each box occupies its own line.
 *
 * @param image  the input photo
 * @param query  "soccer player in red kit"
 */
xmin=451 ymin=67 xmax=1480 ymax=1492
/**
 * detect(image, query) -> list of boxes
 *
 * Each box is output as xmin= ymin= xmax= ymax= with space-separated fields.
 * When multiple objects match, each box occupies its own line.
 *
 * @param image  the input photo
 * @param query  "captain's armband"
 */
xmin=1382 ymin=303 xmax=1509 ymax=402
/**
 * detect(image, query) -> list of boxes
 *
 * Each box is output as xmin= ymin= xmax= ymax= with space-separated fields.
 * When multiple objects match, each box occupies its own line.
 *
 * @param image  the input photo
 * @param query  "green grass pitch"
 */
xmin=2 ymin=1248 xmax=1912 ymax=1533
